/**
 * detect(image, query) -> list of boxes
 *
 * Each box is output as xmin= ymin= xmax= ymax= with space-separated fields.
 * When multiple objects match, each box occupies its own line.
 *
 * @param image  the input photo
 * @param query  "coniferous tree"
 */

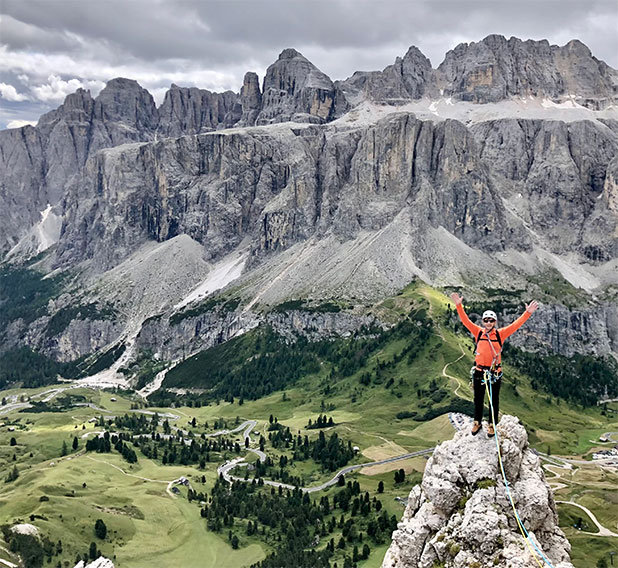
xmin=94 ymin=519 xmax=107 ymax=540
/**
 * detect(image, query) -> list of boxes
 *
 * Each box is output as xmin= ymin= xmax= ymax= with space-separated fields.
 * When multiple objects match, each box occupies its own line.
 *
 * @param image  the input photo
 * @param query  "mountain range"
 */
xmin=1 ymin=34 xmax=617 ymax=383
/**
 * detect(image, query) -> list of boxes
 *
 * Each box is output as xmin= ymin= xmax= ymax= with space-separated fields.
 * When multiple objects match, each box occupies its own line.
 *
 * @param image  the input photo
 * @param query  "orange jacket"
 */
xmin=455 ymin=304 xmax=530 ymax=368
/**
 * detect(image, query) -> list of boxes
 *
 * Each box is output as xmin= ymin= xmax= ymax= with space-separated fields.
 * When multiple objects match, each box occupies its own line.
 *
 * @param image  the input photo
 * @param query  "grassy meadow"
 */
xmin=1 ymin=283 xmax=617 ymax=567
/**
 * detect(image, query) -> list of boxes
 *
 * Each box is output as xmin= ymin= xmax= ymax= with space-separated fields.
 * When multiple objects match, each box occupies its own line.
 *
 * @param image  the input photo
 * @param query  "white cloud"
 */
xmin=6 ymin=119 xmax=37 ymax=128
xmin=0 ymin=82 xmax=29 ymax=101
xmin=0 ymin=45 xmax=251 ymax=105
xmin=30 ymin=75 xmax=106 ymax=103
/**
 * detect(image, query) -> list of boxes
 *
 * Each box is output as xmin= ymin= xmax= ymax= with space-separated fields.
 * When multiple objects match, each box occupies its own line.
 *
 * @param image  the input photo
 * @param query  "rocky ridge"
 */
xmin=1 ymin=35 xmax=616 ymax=255
xmin=1 ymin=35 xmax=618 ymax=372
xmin=382 ymin=416 xmax=574 ymax=568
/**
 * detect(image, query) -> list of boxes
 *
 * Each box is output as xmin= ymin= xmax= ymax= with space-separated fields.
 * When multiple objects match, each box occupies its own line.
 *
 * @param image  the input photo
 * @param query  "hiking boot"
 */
xmin=471 ymin=421 xmax=482 ymax=436
xmin=487 ymin=424 xmax=495 ymax=437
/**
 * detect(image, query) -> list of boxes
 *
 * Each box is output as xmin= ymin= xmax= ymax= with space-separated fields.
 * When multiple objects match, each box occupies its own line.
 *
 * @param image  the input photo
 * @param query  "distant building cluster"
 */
xmin=592 ymin=446 xmax=618 ymax=463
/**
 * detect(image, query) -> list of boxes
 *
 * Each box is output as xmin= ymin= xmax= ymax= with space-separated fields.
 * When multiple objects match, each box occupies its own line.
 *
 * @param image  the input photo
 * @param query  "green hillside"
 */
xmin=1 ymin=283 xmax=617 ymax=568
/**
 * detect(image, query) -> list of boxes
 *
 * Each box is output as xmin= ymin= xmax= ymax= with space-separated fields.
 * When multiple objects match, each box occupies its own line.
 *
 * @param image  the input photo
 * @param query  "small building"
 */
xmin=178 ymin=476 xmax=189 ymax=486
xmin=110 ymin=397 xmax=116 ymax=402
xmin=353 ymin=446 xmax=360 ymax=453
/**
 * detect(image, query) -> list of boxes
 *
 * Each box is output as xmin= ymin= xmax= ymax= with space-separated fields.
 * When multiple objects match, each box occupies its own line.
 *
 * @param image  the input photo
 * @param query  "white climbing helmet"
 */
xmin=482 ymin=310 xmax=497 ymax=321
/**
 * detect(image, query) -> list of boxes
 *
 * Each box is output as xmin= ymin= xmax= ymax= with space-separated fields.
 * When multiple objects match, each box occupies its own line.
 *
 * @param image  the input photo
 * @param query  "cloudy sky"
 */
xmin=1 ymin=0 xmax=616 ymax=129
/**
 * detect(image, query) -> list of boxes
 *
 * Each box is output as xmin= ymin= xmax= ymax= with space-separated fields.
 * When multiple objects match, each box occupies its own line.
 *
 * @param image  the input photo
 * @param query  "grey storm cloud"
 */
xmin=1 ymin=0 xmax=617 ymax=128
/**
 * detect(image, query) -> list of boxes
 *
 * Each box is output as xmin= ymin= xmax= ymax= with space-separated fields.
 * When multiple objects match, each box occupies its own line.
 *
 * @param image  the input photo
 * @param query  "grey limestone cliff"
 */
xmin=158 ymin=84 xmax=240 ymax=136
xmin=2 ymin=36 xmax=618 ymax=369
xmin=0 ymin=78 xmax=158 ymax=255
xmin=338 ymin=46 xmax=436 ymax=104
xmin=255 ymin=48 xmax=348 ymax=125
xmin=438 ymin=35 xmax=618 ymax=107
xmin=238 ymin=72 xmax=262 ymax=126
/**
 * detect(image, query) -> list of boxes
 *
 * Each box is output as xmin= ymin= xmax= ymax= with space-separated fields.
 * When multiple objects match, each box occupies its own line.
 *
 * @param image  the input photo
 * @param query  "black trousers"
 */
xmin=473 ymin=369 xmax=501 ymax=424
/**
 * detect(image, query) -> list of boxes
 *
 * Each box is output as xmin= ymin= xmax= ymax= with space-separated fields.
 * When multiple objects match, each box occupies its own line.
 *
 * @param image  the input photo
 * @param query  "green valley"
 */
xmin=1 ymin=284 xmax=617 ymax=568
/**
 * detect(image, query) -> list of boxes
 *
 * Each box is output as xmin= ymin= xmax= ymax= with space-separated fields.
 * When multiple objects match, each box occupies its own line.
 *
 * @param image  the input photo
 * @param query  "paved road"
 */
xmin=205 ymin=420 xmax=256 ymax=440
xmin=218 ymin=448 xmax=434 ymax=493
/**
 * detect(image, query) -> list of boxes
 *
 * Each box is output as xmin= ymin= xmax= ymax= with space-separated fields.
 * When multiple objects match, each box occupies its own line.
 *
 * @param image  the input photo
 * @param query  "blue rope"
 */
xmin=487 ymin=378 xmax=557 ymax=568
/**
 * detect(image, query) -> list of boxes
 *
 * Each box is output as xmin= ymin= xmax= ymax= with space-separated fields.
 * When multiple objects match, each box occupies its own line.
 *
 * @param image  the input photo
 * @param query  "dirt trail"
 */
xmin=556 ymin=500 xmax=618 ymax=537
xmin=419 ymin=289 xmax=468 ymax=397
xmin=85 ymin=456 xmax=170 ymax=485
xmin=342 ymin=425 xmax=401 ymax=453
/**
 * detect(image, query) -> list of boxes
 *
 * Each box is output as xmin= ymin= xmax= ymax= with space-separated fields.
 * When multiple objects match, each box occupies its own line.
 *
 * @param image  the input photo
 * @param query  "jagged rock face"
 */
xmin=383 ymin=416 xmax=574 ymax=568
xmin=158 ymin=85 xmax=240 ymax=137
xmin=0 ymin=79 xmax=158 ymax=255
xmin=51 ymin=110 xmax=618 ymax=279
xmin=2 ymin=36 xmax=618 ymax=367
xmin=602 ymin=154 xmax=618 ymax=213
xmin=471 ymin=118 xmax=618 ymax=260
xmin=338 ymin=46 xmax=436 ymax=104
xmin=438 ymin=35 xmax=618 ymax=107
xmin=137 ymin=309 xmax=258 ymax=361
xmin=0 ymin=125 xmax=46 ymax=252
xmin=27 ymin=318 xmax=123 ymax=363
xmin=54 ymin=130 xmax=299 ymax=270
xmin=256 ymin=48 xmax=346 ymax=124
xmin=238 ymin=72 xmax=262 ymax=126
xmin=38 ymin=79 xmax=158 ymax=157
xmin=92 ymin=78 xmax=158 ymax=133
xmin=54 ymin=112 xmax=535 ymax=271
xmin=136 ymin=306 xmax=379 ymax=360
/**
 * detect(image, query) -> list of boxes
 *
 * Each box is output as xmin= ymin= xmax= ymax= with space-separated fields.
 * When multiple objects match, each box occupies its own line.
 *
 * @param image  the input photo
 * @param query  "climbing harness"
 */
xmin=476 ymin=328 xmax=503 ymax=350
xmin=481 ymin=367 xmax=503 ymax=384
xmin=469 ymin=366 xmax=502 ymax=387
xmin=483 ymin=329 xmax=556 ymax=568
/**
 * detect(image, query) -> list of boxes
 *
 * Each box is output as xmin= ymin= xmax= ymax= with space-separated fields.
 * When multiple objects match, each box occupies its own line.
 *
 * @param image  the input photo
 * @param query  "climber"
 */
xmin=450 ymin=293 xmax=539 ymax=437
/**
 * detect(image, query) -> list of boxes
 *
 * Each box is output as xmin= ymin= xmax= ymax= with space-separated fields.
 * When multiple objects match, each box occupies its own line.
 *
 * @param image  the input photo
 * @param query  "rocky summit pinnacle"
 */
xmin=278 ymin=47 xmax=303 ymax=60
xmin=382 ymin=416 xmax=574 ymax=568
xmin=255 ymin=47 xmax=347 ymax=124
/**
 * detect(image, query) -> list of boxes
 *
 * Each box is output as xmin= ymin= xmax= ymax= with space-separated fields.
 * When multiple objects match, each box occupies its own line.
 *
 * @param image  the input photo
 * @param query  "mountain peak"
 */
xmin=383 ymin=415 xmax=574 ymax=568
xmin=256 ymin=46 xmax=340 ymax=124
xmin=278 ymin=47 xmax=303 ymax=60
xmin=101 ymin=77 xmax=144 ymax=91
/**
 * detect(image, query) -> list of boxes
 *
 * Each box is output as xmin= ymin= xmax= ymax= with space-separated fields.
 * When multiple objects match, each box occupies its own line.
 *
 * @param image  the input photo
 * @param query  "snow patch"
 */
xmin=541 ymin=96 xmax=587 ymax=110
xmin=35 ymin=204 xmax=62 ymax=253
xmin=174 ymin=249 xmax=248 ymax=310
xmin=6 ymin=204 xmax=62 ymax=259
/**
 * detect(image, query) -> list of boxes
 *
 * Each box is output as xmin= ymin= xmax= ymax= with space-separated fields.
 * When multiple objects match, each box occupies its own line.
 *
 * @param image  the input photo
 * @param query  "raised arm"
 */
xmin=450 ymin=293 xmax=482 ymax=337
xmin=499 ymin=300 xmax=539 ymax=339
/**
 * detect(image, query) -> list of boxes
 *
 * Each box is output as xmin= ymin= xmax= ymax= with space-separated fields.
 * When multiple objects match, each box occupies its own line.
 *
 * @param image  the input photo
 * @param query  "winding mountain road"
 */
xmin=218 ymin=448 xmax=434 ymax=493
xmin=555 ymin=500 xmax=618 ymax=537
